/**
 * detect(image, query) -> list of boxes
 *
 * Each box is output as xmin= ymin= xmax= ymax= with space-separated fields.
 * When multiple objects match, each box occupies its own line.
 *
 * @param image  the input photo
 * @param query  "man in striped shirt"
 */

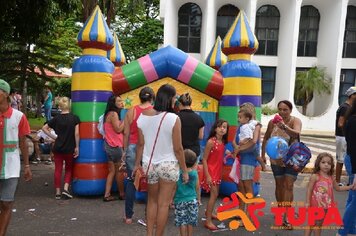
xmin=0 ymin=80 xmax=32 ymax=236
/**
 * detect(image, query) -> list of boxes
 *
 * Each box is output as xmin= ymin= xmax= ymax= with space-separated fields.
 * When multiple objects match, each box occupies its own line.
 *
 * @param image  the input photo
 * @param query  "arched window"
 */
xmin=297 ymin=6 xmax=320 ymax=57
xmin=339 ymin=69 xmax=356 ymax=104
xmin=255 ymin=5 xmax=280 ymax=56
xmin=178 ymin=3 xmax=202 ymax=53
xmin=343 ymin=6 xmax=356 ymax=58
xmin=261 ymin=66 xmax=276 ymax=104
xmin=216 ymin=4 xmax=239 ymax=39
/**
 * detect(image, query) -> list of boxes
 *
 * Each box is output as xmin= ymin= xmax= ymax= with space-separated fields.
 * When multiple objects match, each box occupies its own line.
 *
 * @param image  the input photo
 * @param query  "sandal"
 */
xmin=103 ymin=195 xmax=117 ymax=202
xmin=283 ymin=220 xmax=293 ymax=230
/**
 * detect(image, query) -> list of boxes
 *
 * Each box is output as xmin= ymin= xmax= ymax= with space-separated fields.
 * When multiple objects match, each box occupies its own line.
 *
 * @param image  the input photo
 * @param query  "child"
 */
xmin=201 ymin=119 xmax=229 ymax=230
xmin=174 ymin=149 xmax=201 ymax=236
xmin=305 ymin=152 xmax=352 ymax=236
xmin=237 ymin=110 xmax=266 ymax=171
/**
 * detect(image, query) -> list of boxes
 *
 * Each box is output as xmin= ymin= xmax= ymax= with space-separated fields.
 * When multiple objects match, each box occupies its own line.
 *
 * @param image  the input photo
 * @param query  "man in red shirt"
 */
xmin=0 ymin=79 xmax=32 ymax=236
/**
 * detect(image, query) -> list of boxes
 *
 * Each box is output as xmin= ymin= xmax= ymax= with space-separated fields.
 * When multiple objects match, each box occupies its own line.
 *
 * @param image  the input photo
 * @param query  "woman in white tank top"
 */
xmin=135 ymin=84 xmax=189 ymax=236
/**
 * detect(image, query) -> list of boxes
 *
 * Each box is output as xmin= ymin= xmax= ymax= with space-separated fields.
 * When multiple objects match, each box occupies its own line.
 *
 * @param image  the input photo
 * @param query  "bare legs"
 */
xmin=0 ymin=201 xmax=13 ymax=236
xmin=238 ymin=179 xmax=253 ymax=211
xmin=205 ymin=185 xmax=219 ymax=228
xmin=336 ymin=162 xmax=343 ymax=184
xmin=146 ymin=179 xmax=176 ymax=236
xmin=104 ymin=161 xmax=115 ymax=198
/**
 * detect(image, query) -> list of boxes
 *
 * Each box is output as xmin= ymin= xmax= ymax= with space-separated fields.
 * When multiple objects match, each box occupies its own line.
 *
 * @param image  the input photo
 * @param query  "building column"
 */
xmin=274 ymin=0 xmax=302 ymax=103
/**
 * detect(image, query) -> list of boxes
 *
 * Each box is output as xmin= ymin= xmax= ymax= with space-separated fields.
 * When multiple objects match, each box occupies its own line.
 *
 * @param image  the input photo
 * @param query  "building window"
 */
xmin=339 ymin=69 xmax=356 ymax=104
xmin=255 ymin=5 xmax=280 ymax=56
xmin=216 ymin=4 xmax=239 ymax=39
xmin=297 ymin=6 xmax=320 ymax=57
xmin=343 ymin=6 xmax=356 ymax=58
xmin=261 ymin=66 xmax=276 ymax=104
xmin=178 ymin=3 xmax=202 ymax=53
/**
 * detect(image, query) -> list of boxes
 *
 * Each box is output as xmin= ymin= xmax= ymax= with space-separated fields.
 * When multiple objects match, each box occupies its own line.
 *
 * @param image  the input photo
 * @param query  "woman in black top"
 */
xmin=177 ymin=93 xmax=205 ymax=157
xmin=339 ymin=98 xmax=356 ymax=236
xmin=42 ymin=97 xmax=80 ymax=200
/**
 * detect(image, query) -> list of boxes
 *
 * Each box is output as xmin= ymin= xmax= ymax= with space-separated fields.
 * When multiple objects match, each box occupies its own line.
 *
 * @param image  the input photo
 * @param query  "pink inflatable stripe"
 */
xmin=138 ymin=55 xmax=159 ymax=83
xmin=177 ymin=56 xmax=199 ymax=84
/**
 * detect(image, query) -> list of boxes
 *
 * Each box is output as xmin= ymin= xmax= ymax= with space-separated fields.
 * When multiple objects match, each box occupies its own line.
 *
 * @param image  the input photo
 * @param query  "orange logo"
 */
xmin=217 ymin=192 xmax=266 ymax=231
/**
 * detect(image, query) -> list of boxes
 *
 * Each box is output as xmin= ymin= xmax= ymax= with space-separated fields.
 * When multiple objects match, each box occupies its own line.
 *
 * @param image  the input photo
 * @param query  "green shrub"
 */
xmin=262 ymin=105 xmax=278 ymax=115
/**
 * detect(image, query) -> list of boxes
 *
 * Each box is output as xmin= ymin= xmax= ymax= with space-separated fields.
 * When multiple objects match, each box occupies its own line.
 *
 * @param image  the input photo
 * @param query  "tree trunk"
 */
xmin=82 ymin=0 xmax=98 ymax=22
xmin=302 ymin=104 xmax=307 ymax=115
xmin=20 ymin=44 xmax=30 ymax=116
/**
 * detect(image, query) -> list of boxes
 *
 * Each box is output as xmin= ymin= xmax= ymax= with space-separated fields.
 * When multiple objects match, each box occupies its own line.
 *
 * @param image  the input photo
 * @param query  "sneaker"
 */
xmin=62 ymin=190 xmax=73 ymax=199
xmin=55 ymin=194 xmax=61 ymax=200
xmin=31 ymin=157 xmax=41 ymax=164
xmin=45 ymin=160 xmax=52 ymax=165
xmin=137 ymin=219 xmax=147 ymax=227
xmin=338 ymin=183 xmax=345 ymax=187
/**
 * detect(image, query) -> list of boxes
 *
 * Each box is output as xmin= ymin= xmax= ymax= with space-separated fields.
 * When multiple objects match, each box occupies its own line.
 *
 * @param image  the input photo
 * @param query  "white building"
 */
xmin=159 ymin=0 xmax=356 ymax=132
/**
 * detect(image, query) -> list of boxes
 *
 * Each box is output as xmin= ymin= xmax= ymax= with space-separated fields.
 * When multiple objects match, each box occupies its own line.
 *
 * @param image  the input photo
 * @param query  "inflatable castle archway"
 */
xmin=71 ymin=6 xmax=261 ymax=196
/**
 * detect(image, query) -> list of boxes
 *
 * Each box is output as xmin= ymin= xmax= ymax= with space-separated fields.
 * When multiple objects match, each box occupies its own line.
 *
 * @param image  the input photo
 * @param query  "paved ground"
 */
xmin=7 ymin=162 xmax=350 ymax=236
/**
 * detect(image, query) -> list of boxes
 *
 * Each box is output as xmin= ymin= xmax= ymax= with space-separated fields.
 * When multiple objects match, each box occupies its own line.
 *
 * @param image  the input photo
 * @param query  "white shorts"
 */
xmin=335 ymin=136 xmax=346 ymax=163
xmin=143 ymin=161 xmax=179 ymax=184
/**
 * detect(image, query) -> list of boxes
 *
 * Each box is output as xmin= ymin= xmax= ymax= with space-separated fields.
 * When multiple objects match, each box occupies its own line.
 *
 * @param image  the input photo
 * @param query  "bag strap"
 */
xmin=145 ymin=112 xmax=168 ymax=176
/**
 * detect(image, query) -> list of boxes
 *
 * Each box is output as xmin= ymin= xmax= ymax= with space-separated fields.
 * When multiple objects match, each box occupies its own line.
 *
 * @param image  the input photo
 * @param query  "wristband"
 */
xmin=24 ymin=165 xmax=30 ymax=168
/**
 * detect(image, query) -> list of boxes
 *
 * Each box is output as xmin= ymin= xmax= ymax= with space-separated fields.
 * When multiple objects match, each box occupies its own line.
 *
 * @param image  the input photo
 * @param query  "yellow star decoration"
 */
xmin=201 ymin=99 xmax=210 ymax=109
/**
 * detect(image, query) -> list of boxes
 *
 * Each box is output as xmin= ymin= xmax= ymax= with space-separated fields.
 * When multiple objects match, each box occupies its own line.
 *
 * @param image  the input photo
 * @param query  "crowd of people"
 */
xmin=1 ymin=79 xmax=356 ymax=236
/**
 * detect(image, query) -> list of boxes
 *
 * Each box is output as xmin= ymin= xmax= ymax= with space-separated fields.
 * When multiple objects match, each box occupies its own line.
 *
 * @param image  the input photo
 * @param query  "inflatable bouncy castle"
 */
xmin=71 ymin=6 xmax=261 ymax=196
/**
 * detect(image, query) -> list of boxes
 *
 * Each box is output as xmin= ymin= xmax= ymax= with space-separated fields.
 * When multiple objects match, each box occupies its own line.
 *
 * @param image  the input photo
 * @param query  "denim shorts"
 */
xmin=240 ymin=164 xmax=255 ymax=180
xmin=0 ymin=178 xmax=19 ymax=201
xmin=335 ymin=136 xmax=346 ymax=163
xmin=143 ymin=161 xmax=179 ymax=184
xmin=271 ymin=164 xmax=298 ymax=179
xmin=104 ymin=141 xmax=123 ymax=163
xmin=125 ymin=144 xmax=137 ymax=174
xmin=174 ymin=199 xmax=198 ymax=226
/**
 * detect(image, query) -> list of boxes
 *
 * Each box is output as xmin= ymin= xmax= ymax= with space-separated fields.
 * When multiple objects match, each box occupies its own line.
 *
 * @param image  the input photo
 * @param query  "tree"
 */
xmin=111 ymin=0 xmax=163 ymax=61
xmin=294 ymin=66 xmax=332 ymax=115
xmin=0 ymin=0 xmax=81 ymax=114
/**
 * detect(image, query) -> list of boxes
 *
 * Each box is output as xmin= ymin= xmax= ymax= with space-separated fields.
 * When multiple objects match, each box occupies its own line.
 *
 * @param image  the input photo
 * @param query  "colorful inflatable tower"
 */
xmin=205 ymin=36 xmax=228 ymax=71
xmin=219 ymin=10 xmax=261 ymax=139
xmin=71 ymin=6 xmax=115 ymax=195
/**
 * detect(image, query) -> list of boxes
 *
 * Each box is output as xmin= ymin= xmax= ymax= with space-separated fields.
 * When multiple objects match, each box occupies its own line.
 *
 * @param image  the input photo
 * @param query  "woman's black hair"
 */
xmin=277 ymin=100 xmax=293 ymax=110
xmin=178 ymin=93 xmax=192 ymax=106
xmin=345 ymin=98 xmax=356 ymax=122
xmin=104 ymin=95 xmax=122 ymax=121
xmin=153 ymin=84 xmax=176 ymax=112
xmin=208 ymin=119 xmax=229 ymax=144
xmin=139 ymin=86 xmax=155 ymax=103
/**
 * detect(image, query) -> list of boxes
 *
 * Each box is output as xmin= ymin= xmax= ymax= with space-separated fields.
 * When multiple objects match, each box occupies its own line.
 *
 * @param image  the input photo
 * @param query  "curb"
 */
xmin=264 ymin=166 xmax=348 ymax=176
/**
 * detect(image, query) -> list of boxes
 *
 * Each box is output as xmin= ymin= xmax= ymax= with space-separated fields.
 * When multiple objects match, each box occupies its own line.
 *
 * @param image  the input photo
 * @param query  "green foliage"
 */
xmin=112 ymin=0 xmax=163 ymax=61
xmin=53 ymin=78 xmax=72 ymax=98
xmin=28 ymin=117 xmax=46 ymax=130
xmin=0 ymin=1 xmax=81 ymax=113
xmin=262 ymin=105 xmax=278 ymax=115
xmin=294 ymin=66 xmax=332 ymax=115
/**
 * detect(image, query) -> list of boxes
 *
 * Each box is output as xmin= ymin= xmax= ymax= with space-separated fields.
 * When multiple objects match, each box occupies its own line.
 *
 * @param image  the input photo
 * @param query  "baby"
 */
xmin=238 ymin=110 xmax=266 ymax=170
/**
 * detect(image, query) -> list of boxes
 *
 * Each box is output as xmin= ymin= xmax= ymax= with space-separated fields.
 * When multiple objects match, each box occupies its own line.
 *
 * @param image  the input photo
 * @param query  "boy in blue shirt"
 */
xmin=174 ymin=149 xmax=200 ymax=236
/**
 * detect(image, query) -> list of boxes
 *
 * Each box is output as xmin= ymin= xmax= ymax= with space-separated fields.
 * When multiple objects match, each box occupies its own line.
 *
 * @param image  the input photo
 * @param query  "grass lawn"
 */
xmin=28 ymin=117 xmax=46 ymax=130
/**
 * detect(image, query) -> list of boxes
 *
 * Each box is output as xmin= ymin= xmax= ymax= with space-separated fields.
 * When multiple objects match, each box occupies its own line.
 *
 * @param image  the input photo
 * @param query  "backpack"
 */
xmin=283 ymin=141 xmax=312 ymax=172
xmin=97 ymin=114 xmax=105 ymax=136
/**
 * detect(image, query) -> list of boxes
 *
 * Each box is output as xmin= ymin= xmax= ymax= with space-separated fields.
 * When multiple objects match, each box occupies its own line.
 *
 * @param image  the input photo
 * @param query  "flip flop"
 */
xmin=103 ymin=195 xmax=117 ymax=202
